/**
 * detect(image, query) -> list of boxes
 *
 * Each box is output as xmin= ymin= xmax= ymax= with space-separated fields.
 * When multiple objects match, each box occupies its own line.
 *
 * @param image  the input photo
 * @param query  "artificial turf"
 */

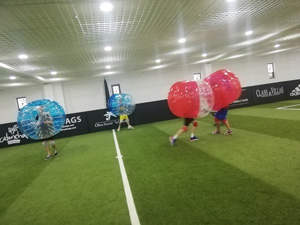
xmin=0 ymin=100 xmax=300 ymax=225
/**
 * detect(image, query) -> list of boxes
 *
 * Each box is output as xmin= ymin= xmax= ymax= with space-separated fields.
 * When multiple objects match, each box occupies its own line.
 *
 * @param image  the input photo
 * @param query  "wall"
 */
xmin=212 ymin=50 xmax=300 ymax=87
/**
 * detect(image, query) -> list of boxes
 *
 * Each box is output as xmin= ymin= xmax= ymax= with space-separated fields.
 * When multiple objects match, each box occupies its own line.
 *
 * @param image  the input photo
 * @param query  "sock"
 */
xmin=173 ymin=135 xmax=178 ymax=139
xmin=191 ymin=133 xmax=195 ymax=138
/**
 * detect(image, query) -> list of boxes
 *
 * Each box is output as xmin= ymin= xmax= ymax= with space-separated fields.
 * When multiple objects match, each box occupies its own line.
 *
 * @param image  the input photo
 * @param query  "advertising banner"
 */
xmin=55 ymin=112 xmax=89 ymax=139
xmin=284 ymin=80 xmax=300 ymax=100
xmin=86 ymin=109 xmax=120 ymax=133
xmin=230 ymin=87 xmax=254 ymax=109
xmin=0 ymin=123 xmax=33 ymax=148
xmin=252 ymin=83 xmax=286 ymax=105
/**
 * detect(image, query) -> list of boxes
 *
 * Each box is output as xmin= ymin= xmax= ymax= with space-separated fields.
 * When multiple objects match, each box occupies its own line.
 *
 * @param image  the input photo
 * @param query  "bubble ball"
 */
xmin=108 ymin=93 xmax=136 ymax=116
xmin=17 ymin=99 xmax=66 ymax=140
xmin=198 ymin=81 xmax=214 ymax=117
xmin=204 ymin=69 xmax=241 ymax=111
xmin=167 ymin=80 xmax=214 ymax=118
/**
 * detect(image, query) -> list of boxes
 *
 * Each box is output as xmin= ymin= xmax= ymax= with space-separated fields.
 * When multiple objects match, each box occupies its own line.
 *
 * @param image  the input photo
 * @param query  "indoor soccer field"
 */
xmin=1 ymin=100 xmax=300 ymax=225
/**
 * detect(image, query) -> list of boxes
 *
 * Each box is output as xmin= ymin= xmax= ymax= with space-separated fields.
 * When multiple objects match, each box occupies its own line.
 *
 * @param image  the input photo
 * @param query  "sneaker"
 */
xmin=224 ymin=130 xmax=233 ymax=135
xmin=190 ymin=136 xmax=199 ymax=141
xmin=169 ymin=136 xmax=176 ymax=146
xmin=54 ymin=151 xmax=58 ymax=156
xmin=45 ymin=155 xmax=52 ymax=160
xmin=212 ymin=130 xmax=221 ymax=135
xmin=128 ymin=125 xmax=134 ymax=130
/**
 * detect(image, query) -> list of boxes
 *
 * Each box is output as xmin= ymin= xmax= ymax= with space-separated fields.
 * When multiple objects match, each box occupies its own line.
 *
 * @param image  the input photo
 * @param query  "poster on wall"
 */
xmin=267 ymin=63 xmax=275 ymax=79
xmin=111 ymin=84 xmax=121 ymax=94
xmin=16 ymin=97 xmax=27 ymax=110
xmin=193 ymin=73 xmax=201 ymax=80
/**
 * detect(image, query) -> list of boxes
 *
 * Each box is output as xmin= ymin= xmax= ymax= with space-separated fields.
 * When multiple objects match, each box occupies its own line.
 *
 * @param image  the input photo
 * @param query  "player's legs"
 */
xmin=43 ymin=141 xmax=52 ymax=160
xmin=190 ymin=121 xmax=198 ymax=141
xmin=127 ymin=120 xmax=134 ymax=129
xmin=223 ymin=120 xmax=233 ymax=135
xmin=49 ymin=140 xmax=58 ymax=155
xmin=212 ymin=118 xmax=221 ymax=134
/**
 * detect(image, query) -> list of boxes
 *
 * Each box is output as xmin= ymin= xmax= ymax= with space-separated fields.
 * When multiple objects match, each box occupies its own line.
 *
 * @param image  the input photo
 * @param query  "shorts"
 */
xmin=119 ymin=115 xmax=129 ymax=122
xmin=215 ymin=108 xmax=228 ymax=121
xmin=42 ymin=140 xmax=55 ymax=147
xmin=184 ymin=118 xmax=194 ymax=126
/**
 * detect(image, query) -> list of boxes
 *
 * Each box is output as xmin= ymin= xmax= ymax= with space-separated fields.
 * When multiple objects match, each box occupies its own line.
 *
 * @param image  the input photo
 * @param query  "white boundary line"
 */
xmin=112 ymin=129 xmax=141 ymax=225
xmin=277 ymin=104 xmax=300 ymax=110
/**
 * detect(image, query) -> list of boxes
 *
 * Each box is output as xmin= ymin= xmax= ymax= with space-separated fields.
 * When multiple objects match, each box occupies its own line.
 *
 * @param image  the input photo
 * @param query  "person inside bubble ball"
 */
xmin=36 ymin=106 xmax=58 ymax=160
xmin=169 ymin=118 xmax=199 ymax=146
xmin=117 ymin=114 xmax=134 ymax=131
xmin=212 ymin=106 xmax=233 ymax=135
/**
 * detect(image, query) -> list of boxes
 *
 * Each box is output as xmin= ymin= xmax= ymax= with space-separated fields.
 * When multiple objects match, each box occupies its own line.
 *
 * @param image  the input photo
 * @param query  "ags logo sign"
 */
xmin=0 ymin=124 xmax=28 ymax=145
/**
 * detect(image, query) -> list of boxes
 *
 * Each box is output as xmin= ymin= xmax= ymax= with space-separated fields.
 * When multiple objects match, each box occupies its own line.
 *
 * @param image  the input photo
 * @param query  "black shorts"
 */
xmin=184 ymin=118 xmax=194 ymax=126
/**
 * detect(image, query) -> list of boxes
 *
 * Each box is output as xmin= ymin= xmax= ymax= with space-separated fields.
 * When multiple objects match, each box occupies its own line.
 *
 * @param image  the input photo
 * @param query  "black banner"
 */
xmin=132 ymin=100 xmax=177 ymax=125
xmin=54 ymin=112 xmax=89 ymax=139
xmin=284 ymin=80 xmax=300 ymax=100
xmin=0 ymin=122 xmax=34 ymax=148
xmin=252 ymin=82 xmax=286 ymax=105
xmin=230 ymin=87 xmax=253 ymax=109
xmin=86 ymin=109 xmax=119 ymax=133
xmin=2 ymin=79 xmax=300 ymax=149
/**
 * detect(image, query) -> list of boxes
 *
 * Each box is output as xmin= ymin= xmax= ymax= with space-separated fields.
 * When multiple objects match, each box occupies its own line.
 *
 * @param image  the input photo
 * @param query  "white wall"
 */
xmin=0 ymin=85 xmax=45 ymax=124
xmin=1 ymin=51 xmax=299 ymax=124
xmin=211 ymin=50 xmax=300 ymax=87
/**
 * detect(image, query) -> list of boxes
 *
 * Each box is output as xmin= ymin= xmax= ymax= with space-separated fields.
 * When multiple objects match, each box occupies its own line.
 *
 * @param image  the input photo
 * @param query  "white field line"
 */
xmin=112 ymin=129 xmax=140 ymax=225
xmin=277 ymin=104 xmax=300 ymax=110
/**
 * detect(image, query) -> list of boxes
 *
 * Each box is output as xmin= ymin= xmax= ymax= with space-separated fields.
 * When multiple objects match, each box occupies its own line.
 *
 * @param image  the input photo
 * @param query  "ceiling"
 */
xmin=1 ymin=0 xmax=300 ymax=90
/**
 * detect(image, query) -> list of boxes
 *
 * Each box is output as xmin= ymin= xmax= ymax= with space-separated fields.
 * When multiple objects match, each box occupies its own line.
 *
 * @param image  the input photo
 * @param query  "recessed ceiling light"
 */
xmin=9 ymin=76 xmax=16 ymax=80
xmin=18 ymin=54 xmax=28 ymax=59
xmin=0 ymin=62 xmax=11 ymax=69
xmin=36 ymin=76 xmax=45 ymax=81
xmin=226 ymin=0 xmax=236 ymax=2
xmin=178 ymin=38 xmax=186 ymax=43
xmin=51 ymin=71 xmax=57 ymax=75
xmin=104 ymin=46 xmax=112 ymax=51
xmin=106 ymin=65 xmax=111 ymax=69
xmin=202 ymin=53 xmax=207 ymax=57
xmin=50 ymin=78 xmax=62 ymax=82
xmin=245 ymin=30 xmax=253 ymax=36
xmin=156 ymin=59 xmax=161 ymax=63
xmin=100 ymin=2 xmax=113 ymax=12
xmin=274 ymin=44 xmax=280 ymax=48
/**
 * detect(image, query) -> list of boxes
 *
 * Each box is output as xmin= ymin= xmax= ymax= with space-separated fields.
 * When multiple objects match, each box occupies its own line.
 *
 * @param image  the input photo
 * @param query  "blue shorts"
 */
xmin=215 ymin=108 xmax=228 ymax=121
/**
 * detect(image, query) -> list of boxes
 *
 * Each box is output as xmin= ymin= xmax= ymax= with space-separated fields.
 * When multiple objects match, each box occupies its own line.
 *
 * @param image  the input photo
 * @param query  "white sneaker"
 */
xmin=128 ymin=125 xmax=134 ymax=130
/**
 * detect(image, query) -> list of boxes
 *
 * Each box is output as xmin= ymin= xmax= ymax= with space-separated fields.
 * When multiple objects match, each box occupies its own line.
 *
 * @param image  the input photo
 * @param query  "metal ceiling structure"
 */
xmin=1 ymin=0 xmax=300 ymax=90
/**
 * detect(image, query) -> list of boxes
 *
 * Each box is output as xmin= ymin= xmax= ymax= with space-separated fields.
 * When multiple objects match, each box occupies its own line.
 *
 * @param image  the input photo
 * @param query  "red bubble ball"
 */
xmin=167 ymin=80 xmax=199 ymax=118
xmin=204 ymin=69 xmax=241 ymax=111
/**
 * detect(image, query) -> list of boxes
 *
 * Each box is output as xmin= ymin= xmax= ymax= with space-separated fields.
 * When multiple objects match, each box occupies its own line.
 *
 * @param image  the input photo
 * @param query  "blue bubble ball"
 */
xmin=108 ymin=94 xmax=136 ymax=116
xmin=17 ymin=99 xmax=66 ymax=140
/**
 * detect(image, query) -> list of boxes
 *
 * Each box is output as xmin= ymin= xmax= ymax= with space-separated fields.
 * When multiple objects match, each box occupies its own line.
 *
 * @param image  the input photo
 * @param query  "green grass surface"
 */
xmin=1 ymin=100 xmax=300 ymax=225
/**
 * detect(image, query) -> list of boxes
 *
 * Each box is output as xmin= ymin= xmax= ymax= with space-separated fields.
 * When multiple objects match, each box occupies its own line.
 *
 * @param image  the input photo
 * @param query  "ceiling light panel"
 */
xmin=0 ymin=0 xmax=300 ymax=90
